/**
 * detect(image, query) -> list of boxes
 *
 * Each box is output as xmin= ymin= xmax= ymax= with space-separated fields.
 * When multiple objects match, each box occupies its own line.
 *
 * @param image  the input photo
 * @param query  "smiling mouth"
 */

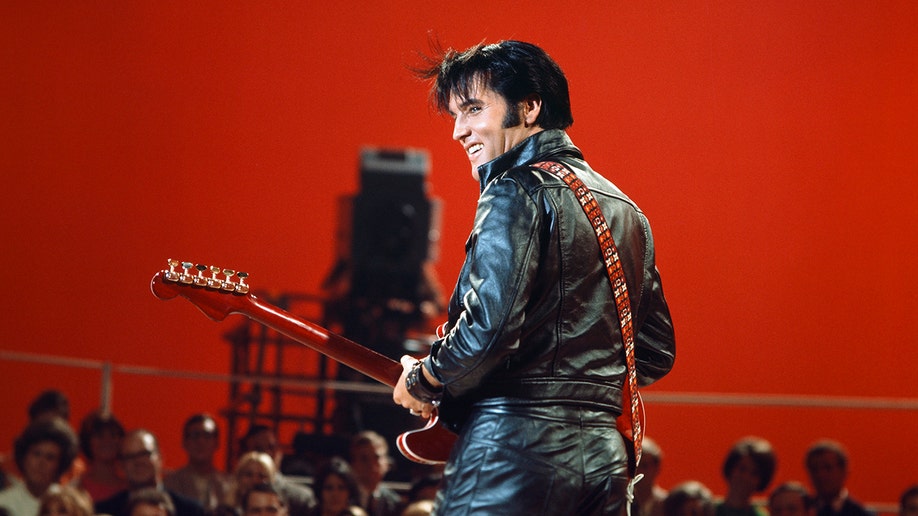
xmin=467 ymin=143 xmax=484 ymax=157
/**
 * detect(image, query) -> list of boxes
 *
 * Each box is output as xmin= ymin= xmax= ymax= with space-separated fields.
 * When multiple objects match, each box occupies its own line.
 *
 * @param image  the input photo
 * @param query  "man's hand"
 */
xmin=393 ymin=355 xmax=437 ymax=420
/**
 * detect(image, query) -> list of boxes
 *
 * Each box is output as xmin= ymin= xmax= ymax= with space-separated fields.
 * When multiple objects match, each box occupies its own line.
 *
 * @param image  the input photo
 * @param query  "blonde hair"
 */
xmin=39 ymin=485 xmax=93 ymax=516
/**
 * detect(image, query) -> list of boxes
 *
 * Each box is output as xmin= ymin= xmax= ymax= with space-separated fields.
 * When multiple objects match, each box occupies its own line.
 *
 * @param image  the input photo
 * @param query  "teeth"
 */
xmin=468 ymin=143 xmax=483 ymax=155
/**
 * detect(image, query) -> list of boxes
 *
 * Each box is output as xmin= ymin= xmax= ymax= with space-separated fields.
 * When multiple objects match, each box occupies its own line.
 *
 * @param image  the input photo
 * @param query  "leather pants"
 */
xmin=433 ymin=401 xmax=630 ymax=515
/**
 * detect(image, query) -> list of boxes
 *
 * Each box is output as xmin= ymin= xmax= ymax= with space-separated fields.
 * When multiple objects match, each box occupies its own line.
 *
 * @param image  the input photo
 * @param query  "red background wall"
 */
xmin=2 ymin=0 xmax=916 ymax=509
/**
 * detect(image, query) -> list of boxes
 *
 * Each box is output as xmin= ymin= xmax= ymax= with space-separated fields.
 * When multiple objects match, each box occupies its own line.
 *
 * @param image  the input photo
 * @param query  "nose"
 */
xmin=452 ymin=115 xmax=469 ymax=142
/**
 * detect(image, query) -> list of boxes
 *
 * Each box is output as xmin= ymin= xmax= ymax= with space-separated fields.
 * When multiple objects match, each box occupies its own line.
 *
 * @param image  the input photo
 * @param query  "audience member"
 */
xmin=715 ymin=437 xmax=776 ymax=516
xmin=240 ymin=426 xmax=316 ymax=516
xmin=769 ymin=482 xmax=816 ymax=516
xmin=241 ymin=483 xmax=287 ymax=516
xmin=404 ymin=475 xmax=440 ymax=504
xmin=348 ymin=432 xmax=402 ymax=516
xmin=804 ymin=440 xmax=872 ymax=516
xmin=899 ymin=485 xmax=918 ymax=516
xmin=231 ymin=452 xmax=276 ymax=509
xmin=0 ymin=417 xmax=79 ymax=516
xmin=94 ymin=429 xmax=203 ymax=516
xmin=74 ymin=409 xmax=128 ymax=502
xmin=308 ymin=457 xmax=363 ymax=516
xmin=635 ymin=437 xmax=668 ymax=516
xmin=164 ymin=414 xmax=232 ymax=512
xmin=125 ymin=487 xmax=176 ymax=516
xmin=399 ymin=500 xmax=432 ymax=516
xmin=664 ymin=481 xmax=715 ymax=516
xmin=27 ymin=391 xmax=71 ymax=423
xmin=38 ymin=484 xmax=93 ymax=516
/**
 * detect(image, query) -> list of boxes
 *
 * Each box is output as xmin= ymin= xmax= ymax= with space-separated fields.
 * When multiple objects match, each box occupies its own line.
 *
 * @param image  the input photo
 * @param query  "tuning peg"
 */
xmin=221 ymin=269 xmax=236 ymax=291
xmin=164 ymin=259 xmax=181 ymax=282
xmin=194 ymin=264 xmax=209 ymax=286
xmin=235 ymin=271 xmax=250 ymax=294
xmin=180 ymin=262 xmax=195 ymax=284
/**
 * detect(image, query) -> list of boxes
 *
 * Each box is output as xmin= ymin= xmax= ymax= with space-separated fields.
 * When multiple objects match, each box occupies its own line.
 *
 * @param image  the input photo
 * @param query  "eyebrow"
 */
xmin=448 ymin=97 xmax=483 ymax=118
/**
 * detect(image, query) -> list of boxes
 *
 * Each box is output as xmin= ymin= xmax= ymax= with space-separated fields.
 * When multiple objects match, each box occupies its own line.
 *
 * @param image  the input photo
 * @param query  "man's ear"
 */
xmin=522 ymin=94 xmax=542 ymax=127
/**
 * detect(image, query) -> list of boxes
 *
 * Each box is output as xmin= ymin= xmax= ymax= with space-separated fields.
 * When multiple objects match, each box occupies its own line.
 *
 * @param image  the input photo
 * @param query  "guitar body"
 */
xmin=150 ymin=262 xmax=456 ymax=464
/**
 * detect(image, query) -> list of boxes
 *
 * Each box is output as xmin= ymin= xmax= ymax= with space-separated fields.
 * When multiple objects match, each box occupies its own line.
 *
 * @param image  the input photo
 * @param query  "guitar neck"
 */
xmin=241 ymin=294 xmax=404 ymax=387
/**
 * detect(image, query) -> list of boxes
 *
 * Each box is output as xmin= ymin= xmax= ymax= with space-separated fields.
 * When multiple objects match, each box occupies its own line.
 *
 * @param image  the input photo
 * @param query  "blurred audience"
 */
xmin=125 ymin=487 xmax=176 ymax=516
xmin=164 ymin=414 xmax=232 ymax=512
xmin=240 ymin=426 xmax=316 ymax=516
xmin=348 ymin=432 xmax=402 ymax=516
xmin=241 ymin=483 xmax=287 ymax=516
xmin=664 ymin=481 xmax=715 ymax=516
xmin=38 ymin=484 xmax=93 ymax=516
xmin=74 ymin=409 xmax=128 ymax=502
xmin=94 ymin=429 xmax=203 ymax=516
xmin=308 ymin=456 xmax=363 ymax=516
xmin=635 ymin=437 xmax=667 ymax=516
xmin=769 ymin=481 xmax=816 ymax=516
xmin=0 ymin=417 xmax=79 ymax=516
xmin=804 ymin=440 xmax=873 ymax=516
xmin=715 ymin=436 xmax=777 ymax=516
xmin=899 ymin=485 xmax=918 ymax=516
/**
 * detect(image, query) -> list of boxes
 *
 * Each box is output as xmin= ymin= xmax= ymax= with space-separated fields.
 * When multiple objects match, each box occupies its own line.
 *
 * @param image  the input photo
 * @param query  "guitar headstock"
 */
xmin=150 ymin=259 xmax=251 ymax=321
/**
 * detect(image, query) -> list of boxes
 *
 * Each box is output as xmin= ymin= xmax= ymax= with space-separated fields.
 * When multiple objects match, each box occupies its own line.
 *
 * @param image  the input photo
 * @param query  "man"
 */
xmin=0 ymin=417 xmax=79 ymax=516
xmin=900 ymin=485 xmax=918 ymax=516
xmin=163 ymin=414 xmax=232 ymax=512
xmin=804 ymin=440 xmax=873 ymax=516
xmin=239 ymin=425 xmax=316 ymax=515
xmin=769 ymin=482 xmax=817 ymax=516
xmin=348 ymin=431 xmax=402 ymax=516
xmin=241 ymin=483 xmax=288 ymax=516
xmin=94 ymin=429 xmax=204 ymax=516
xmin=392 ymin=40 xmax=676 ymax=515
xmin=634 ymin=437 xmax=667 ymax=516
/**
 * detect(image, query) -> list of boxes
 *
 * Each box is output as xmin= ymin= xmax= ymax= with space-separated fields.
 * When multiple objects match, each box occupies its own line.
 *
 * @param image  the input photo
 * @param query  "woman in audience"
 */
xmin=38 ymin=484 xmax=93 ymax=516
xmin=715 ymin=437 xmax=777 ymax=516
xmin=309 ymin=457 xmax=364 ymax=516
xmin=73 ymin=410 xmax=127 ymax=502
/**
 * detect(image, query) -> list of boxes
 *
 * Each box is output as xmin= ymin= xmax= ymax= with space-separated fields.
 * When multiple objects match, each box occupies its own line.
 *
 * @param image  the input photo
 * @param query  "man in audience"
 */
xmin=94 ymin=429 xmax=204 ymax=516
xmin=804 ymin=439 xmax=873 ymax=516
xmin=634 ymin=437 xmax=668 ymax=516
xmin=899 ymin=485 xmax=918 ymax=516
xmin=240 ymin=483 xmax=288 ymax=516
xmin=769 ymin=481 xmax=817 ymax=516
xmin=164 ymin=414 xmax=232 ymax=512
xmin=348 ymin=431 xmax=402 ymax=516
xmin=240 ymin=425 xmax=316 ymax=515
xmin=0 ymin=417 xmax=79 ymax=516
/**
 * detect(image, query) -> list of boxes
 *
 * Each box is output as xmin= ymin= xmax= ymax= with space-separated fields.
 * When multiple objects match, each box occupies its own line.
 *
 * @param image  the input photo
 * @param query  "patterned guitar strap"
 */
xmin=532 ymin=161 xmax=644 ymax=513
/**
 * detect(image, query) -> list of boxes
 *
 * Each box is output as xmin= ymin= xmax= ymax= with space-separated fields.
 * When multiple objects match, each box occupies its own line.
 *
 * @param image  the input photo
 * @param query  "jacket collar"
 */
xmin=477 ymin=129 xmax=583 ymax=192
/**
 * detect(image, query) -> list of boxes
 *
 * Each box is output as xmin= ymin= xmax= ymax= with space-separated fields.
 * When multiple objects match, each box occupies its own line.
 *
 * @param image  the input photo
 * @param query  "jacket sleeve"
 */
xmin=426 ymin=176 xmax=542 ymax=397
xmin=633 ymin=214 xmax=676 ymax=386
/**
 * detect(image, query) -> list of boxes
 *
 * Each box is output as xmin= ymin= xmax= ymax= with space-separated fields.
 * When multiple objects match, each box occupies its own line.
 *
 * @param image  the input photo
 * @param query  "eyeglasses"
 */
xmin=120 ymin=449 xmax=155 ymax=461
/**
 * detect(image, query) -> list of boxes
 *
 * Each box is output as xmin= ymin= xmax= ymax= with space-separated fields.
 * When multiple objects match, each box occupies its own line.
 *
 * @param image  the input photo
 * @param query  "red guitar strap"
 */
xmin=532 ymin=161 xmax=643 ymax=473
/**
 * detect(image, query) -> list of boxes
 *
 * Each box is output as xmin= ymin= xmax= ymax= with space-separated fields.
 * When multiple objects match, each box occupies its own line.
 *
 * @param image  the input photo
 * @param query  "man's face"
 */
xmin=901 ymin=494 xmax=918 ymax=516
xmin=183 ymin=420 xmax=218 ymax=464
xmin=244 ymin=492 xmax=287 ymax=516
xmin=448 ymin=81 xmax=541 ymax=181
xmin=247 ymin=430 xmax=281 ymax=466
xmin=807 ymin=451 xmax=846 ymax=499
xmin=770 ymin=491 xmax=813 ymax=516
xmin=349 ymin=442 xmax=388 ymax=489
xmin=23 ymin=440 xmax=62 ymax=493
xmin=129 ymin=502 xmax=169 ymax=516
xmin=120 ymin=432 xmax=161 ymax=488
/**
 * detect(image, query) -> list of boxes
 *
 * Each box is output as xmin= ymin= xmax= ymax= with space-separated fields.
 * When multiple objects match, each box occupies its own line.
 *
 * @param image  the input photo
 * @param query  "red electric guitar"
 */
xmin=150 ymin=259 xmax=456 ymax=465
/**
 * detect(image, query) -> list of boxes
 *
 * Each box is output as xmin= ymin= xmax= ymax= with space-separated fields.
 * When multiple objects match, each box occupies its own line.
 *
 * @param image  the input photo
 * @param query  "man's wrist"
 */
xmin=405 ymin=360 xmax=443 ymax=404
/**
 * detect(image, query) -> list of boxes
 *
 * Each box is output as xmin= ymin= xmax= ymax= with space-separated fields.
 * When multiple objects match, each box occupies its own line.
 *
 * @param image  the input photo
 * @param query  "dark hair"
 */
xmin=28 ymin=390 xmax=70 ymax=421
xmin=183 ymin=413 xmax=219 ymax=440
xmin=14 ymin=417 xmax=79 ymax=480
xmin=663 ymin=481 xmax=713 ymax=516
xmin=769 ymin=482 xmax=815 ymax=511
xmin=900 ymin=485 xmax=918 ymax=513
xmin=78 ymin=410 xmax=125 ymax=461
xmin=313 ymin=457 xmax=361 ymax=508
xmin=415 ymin=40 xmax=573 ymax=130
xmin=241 ymin=483 xmax=286 ymax=511
xmin=722 ymin=436 xmax=777 ymax=492
xmin=805 ymin=439 xmax=848 ymax=472
xmin=126 ymin=487 xmax=176 ymax=516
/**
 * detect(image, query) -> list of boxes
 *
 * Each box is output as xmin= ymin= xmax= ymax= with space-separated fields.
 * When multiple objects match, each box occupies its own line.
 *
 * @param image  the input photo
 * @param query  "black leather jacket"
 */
xmin=427 ymin=129 xmax=675 ymax=426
